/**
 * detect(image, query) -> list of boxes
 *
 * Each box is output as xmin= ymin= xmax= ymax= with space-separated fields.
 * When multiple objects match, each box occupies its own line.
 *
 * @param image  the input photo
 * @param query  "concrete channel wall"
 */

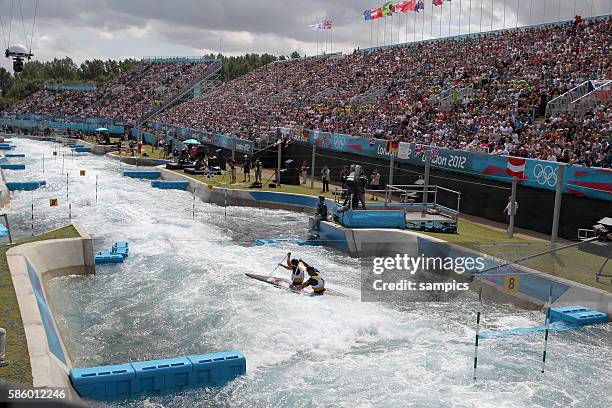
xmin=154 ymin=166 xmax=612 ymax=316
xmin=6 ymin=223 xmax=94 ymax=400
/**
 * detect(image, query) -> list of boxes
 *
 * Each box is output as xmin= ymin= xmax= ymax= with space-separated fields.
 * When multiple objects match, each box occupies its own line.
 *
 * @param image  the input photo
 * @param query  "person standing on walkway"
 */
xmin=242 ymin=155 xmax=251 ymax=183
xmin=301 ymin=161 xmax=309 ymax=185
xmin=503 ymin=196 xmax=518 ymax=223
xmin=254 ymin=158 xmax=263 ymax=183
xmin=370 ymin=169 xmax=381 ymax=200
xmin=321 ymin=165 xmax=330 ymax=192
xmin=0 ymin=327 xmax=8 ymax=367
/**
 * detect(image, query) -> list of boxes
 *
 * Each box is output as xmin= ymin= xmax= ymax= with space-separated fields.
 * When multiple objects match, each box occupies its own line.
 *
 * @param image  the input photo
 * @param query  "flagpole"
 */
xmin=440 ymin=3 xmax=443 ymax=38
xmin=449 ymin=0 xmax=453 ymax=36
xmin=384 ymin=16 xmax=387 ymax=46
xmin=371 ymin=19 xmax=373 ymax=48
xmin=459 ymin=0 xmax=462 ymax=35
xmin=331 ymin=26 xmax=333 ymax=54
xmin=406 ymin=11 xmax=409 ymax=43
xmin=430 ymin=2 xmax=434 ymax=39
xmin=421 ymin=7 xmax=425 ymax=40
xmin=377 ymin=18 xmax=380 ymax=46
xmin=503 ymin=0 xmax=506 ymax=29
xmin=480 ymin=0 xmax=484 ymax=32
xmin=516 ymin=0 xmax=520 ymax=28
xmin=529 ymin=0 xmax=533 ymax=26
xmin=468 ymin=0 xmax=472 ymax=34
xmin=491 ymin=0 xmax=494 ymax=31
xmin=414 ymin=11 xmax=417 ymax=42
xmin=558 ymin=0 xmax=562 ymax=21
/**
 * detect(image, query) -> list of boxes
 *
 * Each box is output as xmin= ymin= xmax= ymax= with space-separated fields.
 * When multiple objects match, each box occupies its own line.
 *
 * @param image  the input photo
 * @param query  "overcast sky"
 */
xmin=1 ymin=0 xmax=610 ymax=72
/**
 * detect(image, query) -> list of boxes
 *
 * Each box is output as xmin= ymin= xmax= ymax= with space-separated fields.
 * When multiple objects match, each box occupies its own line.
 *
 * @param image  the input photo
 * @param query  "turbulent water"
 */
xmin=4 ymin=138 xmax=612 ymax=408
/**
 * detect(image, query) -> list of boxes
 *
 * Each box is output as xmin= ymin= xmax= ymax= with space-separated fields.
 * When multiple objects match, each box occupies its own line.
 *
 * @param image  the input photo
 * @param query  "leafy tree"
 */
xmin=290 ymin=51 xmax=301 ymax=59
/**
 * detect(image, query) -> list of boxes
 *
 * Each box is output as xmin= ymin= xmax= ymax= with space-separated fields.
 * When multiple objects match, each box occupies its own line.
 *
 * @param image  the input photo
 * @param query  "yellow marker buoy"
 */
xmin=49 ymin=198 xmax=58 ymax=207
xmin=80 ymin=170 xmax=86 ymax=176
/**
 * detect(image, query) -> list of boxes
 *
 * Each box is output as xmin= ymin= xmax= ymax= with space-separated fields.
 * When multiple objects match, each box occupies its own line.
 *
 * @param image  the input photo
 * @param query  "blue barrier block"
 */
xmin=0 ymin=143 xmax=13 ymax=147
xmin=151 ymin=180 xmax=189 ymax=190
xmin=5 ymin=181 xmax=46 ymax=191
xmin=563 ymin=311 xmax=608 ymax=326
xmin=131 ymin=357 xmax=192 ymax=395
xmin=335 ymin=208 xmax=406 ymax=229
xmin=70 ymin=363 xmax=136 ymax=400
xmin=68 ymin=144 xmax=81 ymax=148
xmin=187 ymin=351 xmax=246 ymax=387
xmin=550 ymin=305 xmax=608 ymax=326
xmin=123 ymin=171 xmax=161 ymax=180
xmin=111 ymin=242 xmax=129 ymax=258
xmin=72 ymin=147 xmax=92 ymax=153
xmin=550 ymin=305 xmax=590 ymax=323
xmin=5 ymin=154 xmax=25 ymax=158
xmin=0 ymin=145 xmax=15 ymax=150
xmin=0 ymin=225 xmax=8 ymax=237
xmin=0 ymin=164 xmax=26 ymax=170
xmin=95 ymin=251 xmax=124 ymax=264
xmin=297 ymin=239 xmax=324 ymax=246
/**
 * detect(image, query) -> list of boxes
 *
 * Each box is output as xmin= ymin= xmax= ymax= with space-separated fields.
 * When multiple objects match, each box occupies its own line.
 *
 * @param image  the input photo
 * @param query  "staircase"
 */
xmin=137 ymin=60 xmax=223 ymax=126
xmin=567 ymin=79 xmax=611 ymax=117
xmin=349 ymin=86 xmax=387 ymax=106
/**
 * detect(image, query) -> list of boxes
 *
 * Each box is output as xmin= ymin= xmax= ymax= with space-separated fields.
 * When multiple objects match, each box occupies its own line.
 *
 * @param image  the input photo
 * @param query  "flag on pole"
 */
xmin=323 ymin=20 xmax=333 ymax=29
xmin=415 ymin=0 xmax=425 ymax=12
xmin=382 ymin=2 xmax=395 ymax=16
xmin=363 ymin=9 xmax=372 ymax=20
xmin=433 ymin=0 xmax=444 ymax=6
xmin=506 ymin=157 xmax=526 ymax=178
xmin=371 ymin=7 xmax=384 ymax=19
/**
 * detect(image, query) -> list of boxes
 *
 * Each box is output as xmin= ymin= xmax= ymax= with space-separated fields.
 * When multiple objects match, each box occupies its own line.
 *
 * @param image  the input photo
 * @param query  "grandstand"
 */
xmin=152 ymin=16 xmax=610 ymax=167
xmin=6 ymin=58 xmax=219 ymax=123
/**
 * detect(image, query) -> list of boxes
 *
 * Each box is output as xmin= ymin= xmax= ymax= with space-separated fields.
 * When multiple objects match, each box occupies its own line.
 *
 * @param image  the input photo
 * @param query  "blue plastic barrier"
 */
xmin=550 ymin=305 xmax=608 ymax=326
xmin=95 ymin=251 xmax=124 ymax=264
xmin=111 ymin=242 xmax=129 ymax=258
xmin=70 ymin=351 xmax=246 ymax=401
xmin=0 ymin=145 xmax=15 ymax=150
xmin=123 ymin=171 xmax=161 ymax=180
xmin=5 ymin=181 xmax=46 ymax=191
xmin=0 ymin=164 xmax=26 ymax=170
xmin=255 ymin=238 xmax=324 ymax=247
xmin=187 ymin=351 xmax=246 ymax=387
xmin=335 ymin=208 xmax=406 ymax=229
xmin=131 ymin=357 xmax=193 ymax=395
xmin=72 ymin=147 xmax=92 ymax=153
xmin=151 ymin=180 xmax=189 ymax=190
xmin=70 ymin=363 xmax=136 ymax=401
xmin=5 ymin=154 xmax=25 ymax=158
xmin=0 ymin=225 xmax=8 ymax=237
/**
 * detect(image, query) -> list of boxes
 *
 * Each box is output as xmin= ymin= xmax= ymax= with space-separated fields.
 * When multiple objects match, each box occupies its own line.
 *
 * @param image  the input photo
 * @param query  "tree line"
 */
xmin=0 ymin=51 xmax=304 ymax=110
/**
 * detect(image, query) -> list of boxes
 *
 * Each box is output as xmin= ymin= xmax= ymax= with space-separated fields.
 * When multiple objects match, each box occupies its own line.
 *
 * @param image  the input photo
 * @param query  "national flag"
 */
xmin=391 ymin=141 xmax=399 ymax=154
xmin=363 ymin=9 xmax=372 ymax=21
xmin=414 ymin=0 xmax=425 ymax=11
xmin=371 ymin=7 xmax=383 ymax=19
xmin=393 ymin=2 xmax=407 ymax=13
xmin=382 ymin=2 xmax=395 ymax=16
xmin=369 ymin=136 xmax=376 ymax=145
xmin=506 ymin=157 xmax=526 ymax=178
xmin=415 ymin=144 xmax=424 ymax=156
xmin=323 ymin=20 xmax=333 ymax=30
xmin=433 ymin=0 xmax=444 ymax=6
xmin=430 ymin=148 xmax=439 ymax=160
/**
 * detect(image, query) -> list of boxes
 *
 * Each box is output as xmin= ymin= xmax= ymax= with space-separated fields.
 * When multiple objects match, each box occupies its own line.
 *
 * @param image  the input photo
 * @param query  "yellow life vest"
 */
xmin=310 ymin=273 xmax=326 ymax=293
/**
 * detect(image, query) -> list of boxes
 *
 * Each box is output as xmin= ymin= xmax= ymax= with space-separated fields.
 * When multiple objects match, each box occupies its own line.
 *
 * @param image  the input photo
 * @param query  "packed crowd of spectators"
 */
xmin=7 ymin=61 xmax=213 ymax=122
xmin=155 ymin=16 xmax=610 ymax=167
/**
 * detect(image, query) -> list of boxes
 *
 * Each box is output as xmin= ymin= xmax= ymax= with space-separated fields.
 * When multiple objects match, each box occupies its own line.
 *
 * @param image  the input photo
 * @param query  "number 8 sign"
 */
xmin=503 ymin=275 xmax=520 ymax=294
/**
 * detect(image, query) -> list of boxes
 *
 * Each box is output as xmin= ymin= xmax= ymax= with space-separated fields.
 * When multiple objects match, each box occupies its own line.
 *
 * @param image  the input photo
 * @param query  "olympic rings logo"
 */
xmin=333 ymin=136 xmax=346 ymax=151
xmin=533 ymin=164 xmax=558 ymax=187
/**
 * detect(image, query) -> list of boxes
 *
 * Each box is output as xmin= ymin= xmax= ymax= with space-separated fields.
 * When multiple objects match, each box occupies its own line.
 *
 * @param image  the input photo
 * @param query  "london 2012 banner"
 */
xmin=279 ymin=127 xmax=611 ymax=202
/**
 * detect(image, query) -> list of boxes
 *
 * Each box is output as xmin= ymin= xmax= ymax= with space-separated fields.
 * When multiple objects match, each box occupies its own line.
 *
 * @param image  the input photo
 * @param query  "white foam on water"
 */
xmin=4 ymin=138 xmax=612 ymax=408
